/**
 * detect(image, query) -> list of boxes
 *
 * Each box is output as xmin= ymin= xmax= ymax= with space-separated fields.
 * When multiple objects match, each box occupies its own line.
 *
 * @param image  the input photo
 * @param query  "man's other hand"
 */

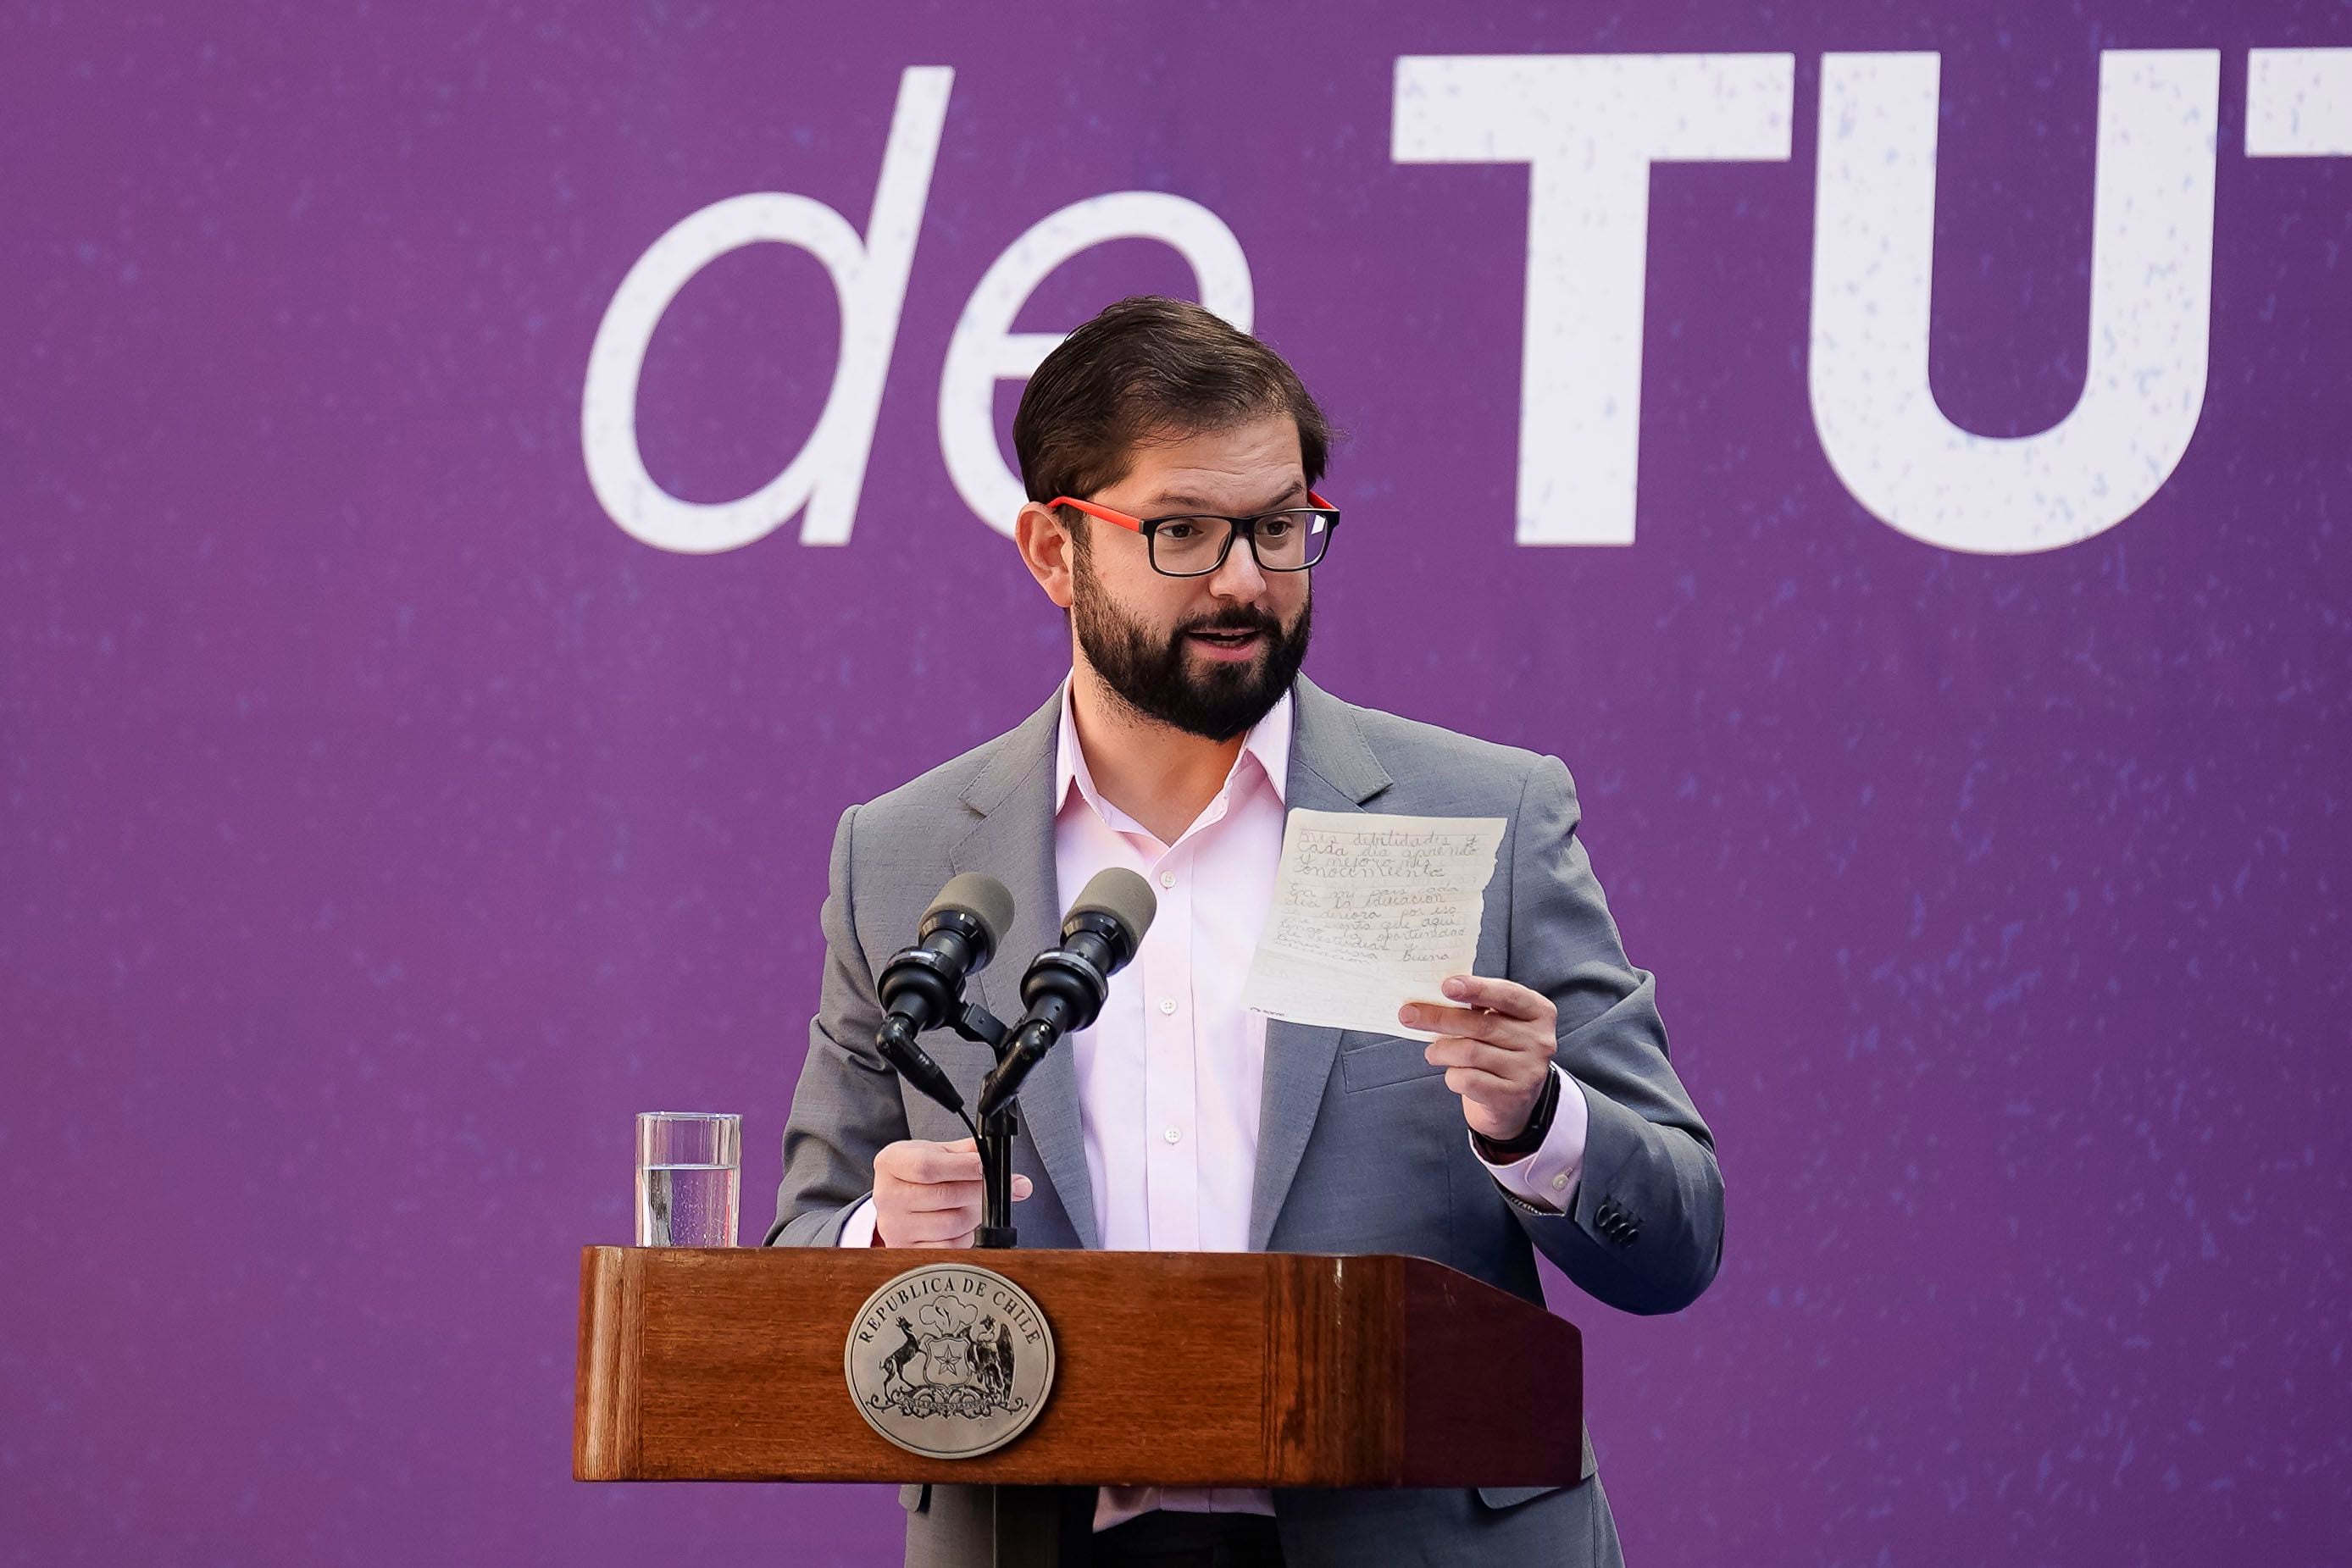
xmin=1401 ymin=975 xmax=1560 ymax=1143
xmin=871 ymin=1136 xmax=1033 ymax=1247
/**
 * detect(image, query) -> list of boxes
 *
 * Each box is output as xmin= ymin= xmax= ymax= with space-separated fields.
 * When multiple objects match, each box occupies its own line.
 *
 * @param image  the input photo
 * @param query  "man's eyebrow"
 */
xmin=1145 ymin=482 xmax=1306 ymax=513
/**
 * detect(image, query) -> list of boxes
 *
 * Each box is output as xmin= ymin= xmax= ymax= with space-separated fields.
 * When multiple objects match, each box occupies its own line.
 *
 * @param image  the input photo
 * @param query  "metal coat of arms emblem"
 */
xmin=843 ymin=1263 xmax=1056 ymax=1458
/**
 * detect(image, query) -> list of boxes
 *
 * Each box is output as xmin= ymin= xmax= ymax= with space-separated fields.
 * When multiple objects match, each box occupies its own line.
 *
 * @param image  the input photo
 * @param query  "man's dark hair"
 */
xmin=1012 ymin=296 xmax=1340 ymax=514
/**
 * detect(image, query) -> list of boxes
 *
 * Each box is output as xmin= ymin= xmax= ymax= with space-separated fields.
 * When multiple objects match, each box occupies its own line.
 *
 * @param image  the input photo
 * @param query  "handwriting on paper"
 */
xmin=1240 ymin=811 xmax=1506 ymax=1039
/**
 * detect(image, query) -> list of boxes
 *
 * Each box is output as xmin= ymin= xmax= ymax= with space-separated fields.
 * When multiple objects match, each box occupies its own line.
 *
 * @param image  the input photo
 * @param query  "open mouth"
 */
xmin=1185 ymin=629 xmax=1265 ymax=657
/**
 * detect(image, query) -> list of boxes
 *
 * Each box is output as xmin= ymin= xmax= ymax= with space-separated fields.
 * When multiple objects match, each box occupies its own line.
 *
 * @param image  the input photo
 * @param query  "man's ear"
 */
xmin=1014 ymin=502 xmax=1079 ymax=610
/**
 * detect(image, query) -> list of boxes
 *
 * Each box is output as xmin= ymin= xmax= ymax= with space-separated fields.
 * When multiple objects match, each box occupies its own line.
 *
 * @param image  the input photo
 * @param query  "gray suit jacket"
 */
xmin=768 ymin=675 xmax=1723 ymax=1566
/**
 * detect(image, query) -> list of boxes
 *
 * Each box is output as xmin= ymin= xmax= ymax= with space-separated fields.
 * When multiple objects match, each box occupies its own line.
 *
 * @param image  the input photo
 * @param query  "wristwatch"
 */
xmin=1471 ymin=1061 xmax=1562 ymax=1163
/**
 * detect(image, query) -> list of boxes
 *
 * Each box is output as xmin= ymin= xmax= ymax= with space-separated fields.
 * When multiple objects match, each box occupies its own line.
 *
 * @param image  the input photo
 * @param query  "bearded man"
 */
xmin=768 ymin=295 xmax=1723 ymax=1568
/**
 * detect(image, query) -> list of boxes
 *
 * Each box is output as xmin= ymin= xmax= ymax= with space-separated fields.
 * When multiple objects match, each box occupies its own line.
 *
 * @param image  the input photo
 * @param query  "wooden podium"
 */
xmin=576 ymin=1246 xmax=1583 ymax=1561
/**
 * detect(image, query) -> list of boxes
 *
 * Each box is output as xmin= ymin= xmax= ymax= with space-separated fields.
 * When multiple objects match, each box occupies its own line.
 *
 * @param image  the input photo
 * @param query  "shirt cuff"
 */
xmin=1471 ymin=1065 xmax=1589 ymax=1214
xmin=838 ymin=1195 xmax=880 ymax=1247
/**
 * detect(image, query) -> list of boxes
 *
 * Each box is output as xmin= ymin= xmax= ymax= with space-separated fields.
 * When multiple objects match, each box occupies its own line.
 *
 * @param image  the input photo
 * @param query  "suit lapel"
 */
xmin=1248 ymin=676 xmax=1392 ymax=1250
xmin=948 ymin=688 xmax=1101 ymax=1249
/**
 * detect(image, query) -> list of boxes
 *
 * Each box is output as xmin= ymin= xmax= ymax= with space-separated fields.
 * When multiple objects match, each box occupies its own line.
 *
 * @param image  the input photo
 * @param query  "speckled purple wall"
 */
xmin=5 ymin=3 xmax=2347 ymax=1564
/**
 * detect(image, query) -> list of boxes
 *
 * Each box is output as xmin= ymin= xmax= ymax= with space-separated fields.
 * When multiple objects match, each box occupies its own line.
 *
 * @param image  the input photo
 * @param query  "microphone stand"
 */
xmin=934 ymin=1001 xmax=1021 ymax=1249
xmin=974 ymin=1101 xmax=1019 ymax=1250
xmin=973 ymin=1017 xmax=1059 ymax=1250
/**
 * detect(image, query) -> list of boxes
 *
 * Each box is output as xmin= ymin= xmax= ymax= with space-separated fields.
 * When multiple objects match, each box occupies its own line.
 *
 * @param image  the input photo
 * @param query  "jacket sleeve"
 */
xmin=763 ymin=803 xmax=909 ymax=1246
xmin=1501 ymin=754 xmax=1725 ymax=1315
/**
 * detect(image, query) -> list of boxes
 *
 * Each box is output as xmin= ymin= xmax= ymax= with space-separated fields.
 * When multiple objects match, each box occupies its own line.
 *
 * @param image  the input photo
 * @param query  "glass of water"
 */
xmin=635 ymin=1111 xmax=741 ymax=1247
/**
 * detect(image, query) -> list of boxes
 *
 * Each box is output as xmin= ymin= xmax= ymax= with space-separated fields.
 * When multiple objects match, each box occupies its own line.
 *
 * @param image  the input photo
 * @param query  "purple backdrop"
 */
xmin=6 ymin=3 xmax=2348 ymax=1564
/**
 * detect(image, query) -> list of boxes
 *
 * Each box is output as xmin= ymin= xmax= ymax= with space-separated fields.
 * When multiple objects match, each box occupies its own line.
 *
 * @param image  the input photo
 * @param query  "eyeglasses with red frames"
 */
xmin=1047 ymin=491 xmax=1340 ymax=578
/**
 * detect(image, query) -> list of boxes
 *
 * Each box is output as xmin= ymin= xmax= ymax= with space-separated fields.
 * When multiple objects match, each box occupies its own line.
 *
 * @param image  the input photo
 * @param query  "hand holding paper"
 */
xmin=1401 ymin=973 xmax=1562 ymax=1144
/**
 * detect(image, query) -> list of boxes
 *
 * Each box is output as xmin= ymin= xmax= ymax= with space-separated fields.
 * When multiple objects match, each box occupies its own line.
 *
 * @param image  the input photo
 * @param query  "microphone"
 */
xmin=874 ymin=873 xmax=1017 ymax=1116
xmin=976 ymin=868 xmax=1157 ymax=1119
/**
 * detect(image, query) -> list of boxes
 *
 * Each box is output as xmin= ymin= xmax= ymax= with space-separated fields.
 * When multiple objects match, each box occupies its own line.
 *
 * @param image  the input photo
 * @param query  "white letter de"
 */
xmin=1809 ymin=52 xmax=2219 ymax=555
xmin=581 ymin=67 xmax=951 ymax=553
xmin=938 ymin=193 xmax=1254 ymax=537
xmin=1393 ymin=54 xmax=1795 ymax=546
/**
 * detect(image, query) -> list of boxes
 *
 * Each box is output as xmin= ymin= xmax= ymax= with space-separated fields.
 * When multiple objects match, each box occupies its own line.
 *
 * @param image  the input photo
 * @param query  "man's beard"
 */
xmin=1070 ymin=552 xmax=1312 ymax=743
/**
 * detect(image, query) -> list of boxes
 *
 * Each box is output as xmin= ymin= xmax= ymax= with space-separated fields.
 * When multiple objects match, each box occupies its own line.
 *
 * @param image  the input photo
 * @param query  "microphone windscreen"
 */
xmin=929 ymin=873 xmax=1017 ymax=954
xmin=1068 ymin=867 xmax=1158 ymax=944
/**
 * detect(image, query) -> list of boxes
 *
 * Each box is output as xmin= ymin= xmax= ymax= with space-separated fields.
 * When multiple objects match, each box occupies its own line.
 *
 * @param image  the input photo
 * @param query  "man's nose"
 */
xmin=1206 ymin=532 xmax=1269 ymax=599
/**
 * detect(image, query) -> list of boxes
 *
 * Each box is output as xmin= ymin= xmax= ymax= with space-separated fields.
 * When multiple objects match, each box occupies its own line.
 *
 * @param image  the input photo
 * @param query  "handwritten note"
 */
xmin=1240 ymin=810 xmax=1506 ymax=1039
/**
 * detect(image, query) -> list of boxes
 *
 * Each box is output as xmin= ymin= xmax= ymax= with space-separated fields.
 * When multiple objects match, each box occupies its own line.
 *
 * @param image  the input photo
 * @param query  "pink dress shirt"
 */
xmin=840 ymin=680 xmax=1589 ymax=1531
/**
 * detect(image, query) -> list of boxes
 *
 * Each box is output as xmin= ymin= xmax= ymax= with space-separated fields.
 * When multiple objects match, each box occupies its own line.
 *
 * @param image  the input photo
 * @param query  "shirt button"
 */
xmin=1158 ymin=869 xmax=1176 ymax=889
xmin=1551 ymin=1173 xmax=1570 ymax=1191
xmin=1164 ymin=1126 xmax=1182 ymax=1144
xmin=1159 ymin=997 xmax=1178 ymax=1015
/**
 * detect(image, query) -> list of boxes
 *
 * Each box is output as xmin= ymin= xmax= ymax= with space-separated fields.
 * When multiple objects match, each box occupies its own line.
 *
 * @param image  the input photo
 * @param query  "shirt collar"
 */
xmin=1054 ymin=677 xmax=1294 ymax=833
